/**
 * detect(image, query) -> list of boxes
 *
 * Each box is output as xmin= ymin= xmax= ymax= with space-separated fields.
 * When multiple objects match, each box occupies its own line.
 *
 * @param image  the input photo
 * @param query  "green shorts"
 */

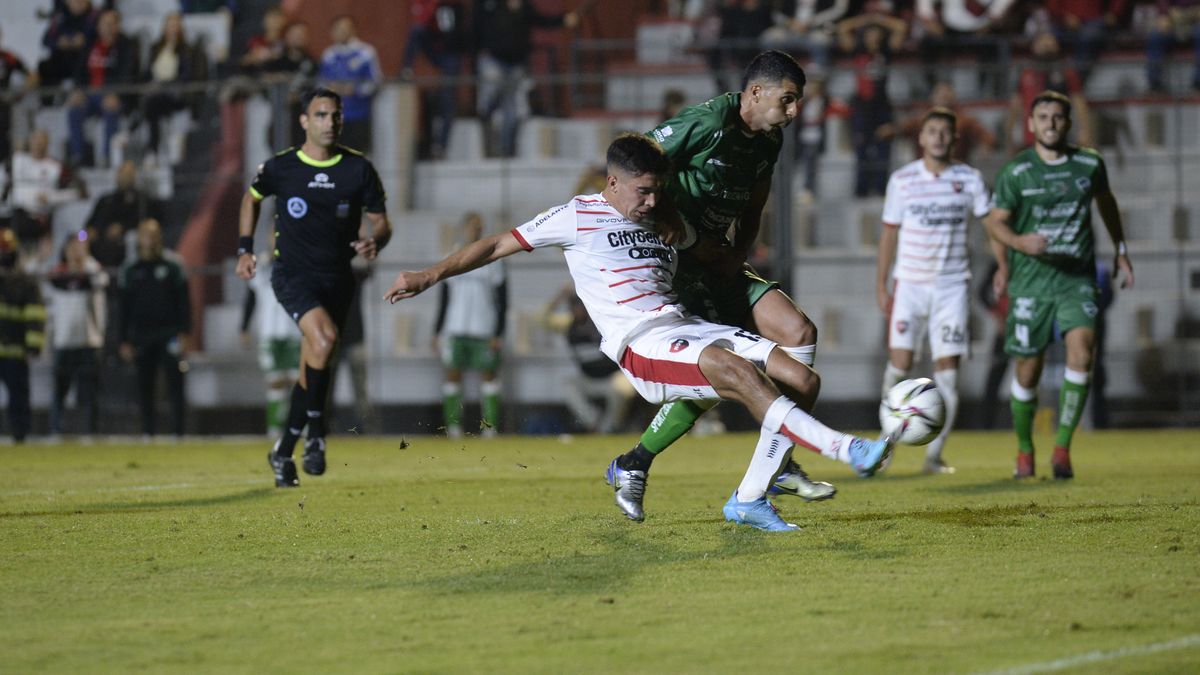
xmin=1005 ymin=275 xmax=1099 ymax=357
xmin=258 ymin=337 xmax=300 ymax=375
xmin=441 ymin=336 xmax=501 ymax=372
xmin=674 ymin=261 xmax=779 ymax=325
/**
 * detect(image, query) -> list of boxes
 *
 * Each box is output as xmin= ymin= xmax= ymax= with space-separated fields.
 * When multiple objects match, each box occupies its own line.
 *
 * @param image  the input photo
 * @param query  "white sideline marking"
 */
xmin=976 ymin=634 xmax=1200 ymax=675
xmin=0 ymin=479 xmax=265 ymax=498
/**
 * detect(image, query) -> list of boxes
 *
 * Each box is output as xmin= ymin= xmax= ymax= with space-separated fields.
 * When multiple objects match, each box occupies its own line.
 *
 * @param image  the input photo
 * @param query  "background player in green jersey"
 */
xmin=984 ymin=90 xmax=1134 ymax=480
xmin=607 ymin=51 xmax=835 ymax=519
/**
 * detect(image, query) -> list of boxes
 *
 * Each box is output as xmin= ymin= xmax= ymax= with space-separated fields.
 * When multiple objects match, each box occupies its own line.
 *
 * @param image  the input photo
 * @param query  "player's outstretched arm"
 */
xmin=1095 ymin=191 xmax=1134 ymax=289
xmin=236 ymin=190 xmax=262 ymax=280
xmin=384 ymin=232 xmax=525 ymax=304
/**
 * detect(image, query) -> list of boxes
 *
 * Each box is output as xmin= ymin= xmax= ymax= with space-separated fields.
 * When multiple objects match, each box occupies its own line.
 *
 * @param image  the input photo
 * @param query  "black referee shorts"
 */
xmin=270 ymin=265 xmax=356 ymax=331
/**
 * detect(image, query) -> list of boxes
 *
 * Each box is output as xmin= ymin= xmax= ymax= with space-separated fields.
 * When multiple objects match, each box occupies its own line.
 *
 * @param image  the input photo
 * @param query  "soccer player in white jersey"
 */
xmin=876 ymin=108 xmax=991 ymax=474
xmin=386 ymin=133 xmax=892 ymax=532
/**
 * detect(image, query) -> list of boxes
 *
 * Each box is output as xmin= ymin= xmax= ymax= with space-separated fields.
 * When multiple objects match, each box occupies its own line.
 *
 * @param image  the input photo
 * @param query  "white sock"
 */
xmin=927 ymin=368 xmax=959 ymax=462
xmin=1011 ymin=376 xmax=1036 ymax=402
xmin=1064 ymin=367 xmax=1090 ymax=385
xmin=761 ymin=396 xmax=855 ymax=465
xmin=881 ymin=362 xmax=909 ymax=398
xmin=736 ymin=427 xmax=793 ymax=502
xmin=780 ymin=344 xmax=816 ymax=367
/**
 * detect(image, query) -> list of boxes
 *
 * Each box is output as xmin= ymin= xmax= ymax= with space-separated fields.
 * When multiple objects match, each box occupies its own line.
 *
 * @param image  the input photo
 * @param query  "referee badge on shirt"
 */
xmin=336 ymin=201 xmax=350 ymax=219
xmin=287 ymin=197 xmax=308 ymax=218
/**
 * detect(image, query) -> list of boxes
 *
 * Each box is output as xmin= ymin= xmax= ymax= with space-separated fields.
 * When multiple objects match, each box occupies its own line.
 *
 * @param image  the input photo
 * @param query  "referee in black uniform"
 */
xmin=236 ymin=86 xmax=392 ymax=488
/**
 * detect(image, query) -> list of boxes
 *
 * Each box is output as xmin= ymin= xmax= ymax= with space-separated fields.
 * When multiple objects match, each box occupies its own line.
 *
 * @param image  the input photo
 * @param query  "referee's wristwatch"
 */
xmin=237 ymin=236 xmax=255 ymax=257
xmin=1116 ymin=241 xmax=1128 ymax=257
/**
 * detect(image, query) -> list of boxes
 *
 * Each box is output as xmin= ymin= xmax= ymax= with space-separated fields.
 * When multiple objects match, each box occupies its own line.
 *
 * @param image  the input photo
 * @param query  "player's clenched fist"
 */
xmin=384 ymin=270 xmax=435 ymax=303
xmin=236 ymin=252 xmax=257 ymax=280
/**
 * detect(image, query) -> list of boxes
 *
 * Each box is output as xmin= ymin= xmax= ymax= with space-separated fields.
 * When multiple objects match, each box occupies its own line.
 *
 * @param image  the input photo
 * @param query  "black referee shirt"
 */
xmin=249 ymin=145 xmax=386 ymax=274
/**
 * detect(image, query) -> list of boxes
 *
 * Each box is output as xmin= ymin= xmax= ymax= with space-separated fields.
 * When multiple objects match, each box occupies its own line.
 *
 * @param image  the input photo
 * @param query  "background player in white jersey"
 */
xmin=241 ymin=254 xmax=302 ymax=437
xmin=434 ymin=212 xmax=508 ymax=438
xmin=385 ymin=134 xmax=892 ymax=532
xmin=876 ymin=108 xmax=991 ymax=474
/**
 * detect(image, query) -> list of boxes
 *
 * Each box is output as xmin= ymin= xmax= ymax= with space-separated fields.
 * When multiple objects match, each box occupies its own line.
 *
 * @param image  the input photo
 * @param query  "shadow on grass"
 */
xmin=411 ymin=518 xmax=784 ymax=597
xmin=828 ymin=501 xmax=1153 ymax=528
xmin=927 ymin=477 xmax=1070 ymax=495
xmin=0 ymin=487 xmax=275 ymax=519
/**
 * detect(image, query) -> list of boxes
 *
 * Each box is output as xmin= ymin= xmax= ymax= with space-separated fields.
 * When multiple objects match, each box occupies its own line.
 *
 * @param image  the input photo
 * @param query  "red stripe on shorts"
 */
xmin=620 ymin=347 xmax=710 ymax=387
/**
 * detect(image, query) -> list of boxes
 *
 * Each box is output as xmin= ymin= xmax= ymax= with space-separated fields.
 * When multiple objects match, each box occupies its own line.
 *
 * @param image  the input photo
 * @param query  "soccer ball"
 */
xmin=879 ymin=378 xmax=945 ymax=445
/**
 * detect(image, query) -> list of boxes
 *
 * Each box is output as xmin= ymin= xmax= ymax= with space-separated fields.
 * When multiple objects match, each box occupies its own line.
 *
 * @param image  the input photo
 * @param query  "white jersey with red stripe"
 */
xmin=882 ymin=159 xmax=990 ymax=284
xmin=511 ymin=193 xmax=686 ymax=361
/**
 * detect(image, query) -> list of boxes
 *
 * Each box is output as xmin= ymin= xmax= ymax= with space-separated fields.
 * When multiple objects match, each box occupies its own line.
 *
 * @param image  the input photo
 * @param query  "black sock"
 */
xmin=305 ymin=366 xmax=331 ymax=440
xmin=617 ymin=443 xmax=656 ymax=472
xmin=277 ymin=383 xmax=308 ymax=457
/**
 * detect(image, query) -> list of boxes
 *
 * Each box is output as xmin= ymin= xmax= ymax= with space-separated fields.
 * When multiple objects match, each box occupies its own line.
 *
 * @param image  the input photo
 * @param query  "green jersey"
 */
xmin=649 ymin=92 xmax=781 ymax=240
xmin=992 ymin=146 xmax=1110 ymax=294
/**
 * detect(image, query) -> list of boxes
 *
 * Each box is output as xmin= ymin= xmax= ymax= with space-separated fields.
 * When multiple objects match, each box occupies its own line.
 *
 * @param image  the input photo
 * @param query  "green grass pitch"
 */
xmin=1 ymin=430 xmax=1197 ymax=673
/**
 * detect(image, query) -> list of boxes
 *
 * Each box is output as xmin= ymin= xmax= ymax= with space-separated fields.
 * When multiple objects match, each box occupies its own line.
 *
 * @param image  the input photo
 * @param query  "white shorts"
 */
xmin=617 ymin=315 xmax=777 ymax=404
xmin=888 ymin=280 xmax=969 ymax=359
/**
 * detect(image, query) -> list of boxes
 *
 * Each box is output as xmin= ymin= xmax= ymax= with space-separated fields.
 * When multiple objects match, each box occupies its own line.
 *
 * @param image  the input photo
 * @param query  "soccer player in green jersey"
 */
xmin=984 ymin=90 xmax=1134 ymax=479
xmin=605 ymin=50 xmax=835 ymax=522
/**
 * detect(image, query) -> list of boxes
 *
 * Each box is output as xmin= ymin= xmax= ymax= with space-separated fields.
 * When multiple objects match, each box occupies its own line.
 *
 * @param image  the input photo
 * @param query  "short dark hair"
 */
xmin=300 ymin=86 xmax=342 ymax=114
xmin=607 ymin=133 xmax=670 ymax=177
xmin=1030 ymin=90 xmax=1071 ymax=119
xmin=741 ymin=50 xmax=806 ymax=92
xmin=922 ymin=107 xmax=958 ymax=133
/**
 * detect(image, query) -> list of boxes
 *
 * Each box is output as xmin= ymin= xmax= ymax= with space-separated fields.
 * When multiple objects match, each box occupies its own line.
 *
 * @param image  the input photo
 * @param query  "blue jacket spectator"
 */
xmin=319 ymin=16 xmax=382 ymax=152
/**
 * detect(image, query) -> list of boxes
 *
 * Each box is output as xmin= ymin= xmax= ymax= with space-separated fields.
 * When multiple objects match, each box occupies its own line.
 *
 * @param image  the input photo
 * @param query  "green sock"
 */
xmin=482 ymin=393 xmax=501 ymax=430
xmin=1055 ymin=378 xmax=1090 ymax=449
xmin=266 ymin=398 xmax=284 ymax=435
xmin=443 ymin=387 xmax=462 ymax=430
xmin=1011 ymin=395 xmax=1037 ymax=454
xmin=639 ymin=400 xmax=708 ymax=454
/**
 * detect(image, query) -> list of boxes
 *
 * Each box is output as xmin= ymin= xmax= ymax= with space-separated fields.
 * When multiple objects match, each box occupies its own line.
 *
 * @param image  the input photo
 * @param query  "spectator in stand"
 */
xmin=401 ymin=0 xmax=470 ymax=160
xmin=838 ymin=12 xmax=906 ymax=197
xmin=914 ymin=0 xmax=1017 ymax=96
xmin=119 ymin=218 xmax=189 ymax=438
xmin=659 ymin=88 xmax=687 ymax=123
xmin=142 ymin=12 xmax=208 ymax=160
xmin=761 ymin=0 xmax=850 ymax=70
xmin=0 ymin=228 xmax=45 ymax=443
xmin=180 ymin=0 xmax=235 ymax=14
xmin=1146 ymin=2 xmax=1200 ymax=92
xmin=318 ymin=15 xmax=382 ymax=153
xmin=45 ymin=231 xmax=107 ymax=436
xmin=708 ymin=0 xmax=775 ymax=93
xmin=1 ymin=26 xmax=38 ymax=162
xmin=1005 ymin=31 xmax=1091 ymax=150
xmin=38 ymin=0 xmax=98 ymax=90
xmin=474 ymin=0 xmax=579 ymax=157
xmin=239 ymin=6 xmax=286 ymax=74
xmin=66 ymin=8 xmax=139 ymax=167
xmin=898 ymin=82 xmax=996 ymax=163
xmin=84 ymin=160 xmax=163 ymax=266
xmin=543 ymin=285 xmax=636 ymax=434
xmin=1046 ymin=0 xmax=1129 ymax=82
xmin=9 ymin=129 xmax=85 ymax=260
xmin=262 ymin=21 xmax=317 ymax=147
xmin=794 ymin=73 xmax=847 ymax=203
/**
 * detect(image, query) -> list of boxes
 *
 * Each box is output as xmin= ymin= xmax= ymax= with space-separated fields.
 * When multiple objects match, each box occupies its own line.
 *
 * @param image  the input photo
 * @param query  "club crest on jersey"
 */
xmin=308 ymin=173 xmax=335 ymax=189
xmin=952 ymin=180 xmax=964 ymax=192
xmin=896 ymin=320 xmax=909 ymax=335
xmin=669 ymin=338 xmax=690 ymax=353
xmin=287 ymin=197 xmax=308 ymax=218
xmin=1075 ymin=177 xmax=1091 ymax=193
